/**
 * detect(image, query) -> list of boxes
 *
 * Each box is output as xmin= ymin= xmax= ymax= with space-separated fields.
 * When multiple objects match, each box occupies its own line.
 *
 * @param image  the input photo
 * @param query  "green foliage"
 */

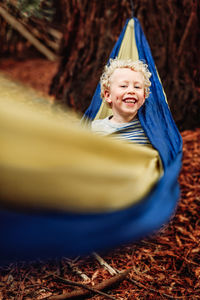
xmin=12 ymin=0 xmax=55 ymax=21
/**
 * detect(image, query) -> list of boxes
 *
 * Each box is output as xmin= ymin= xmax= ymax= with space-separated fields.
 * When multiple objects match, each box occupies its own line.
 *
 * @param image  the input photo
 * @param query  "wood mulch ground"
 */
xmin=0 ymin=58 xmax=59 ymax=96
xmin=0 ymin=59 xmax=199 ymax=300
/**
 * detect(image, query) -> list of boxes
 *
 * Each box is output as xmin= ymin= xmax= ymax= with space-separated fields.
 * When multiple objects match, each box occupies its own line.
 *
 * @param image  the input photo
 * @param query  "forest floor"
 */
xmin=0 ymin=58 xmax=59 ymax=97
xmin=0 ymin=58 xmax=200 ymax=300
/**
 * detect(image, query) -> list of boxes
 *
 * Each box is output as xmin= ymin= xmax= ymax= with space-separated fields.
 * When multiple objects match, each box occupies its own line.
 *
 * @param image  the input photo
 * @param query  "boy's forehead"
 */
xmin=110 ymin=67 xmax=144 ymax=82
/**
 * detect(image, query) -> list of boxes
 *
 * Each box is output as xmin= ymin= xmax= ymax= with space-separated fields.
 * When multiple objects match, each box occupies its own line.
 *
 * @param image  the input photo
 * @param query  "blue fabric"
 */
xmin=0 ymin=18 xmax=182 ymax=265
xmin=133 ymin=18 xmax=182 ymax=169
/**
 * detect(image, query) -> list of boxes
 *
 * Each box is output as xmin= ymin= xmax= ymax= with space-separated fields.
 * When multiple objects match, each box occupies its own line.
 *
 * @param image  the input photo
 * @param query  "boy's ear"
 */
xmin=104 ymin=90 xmax=112 ymax=104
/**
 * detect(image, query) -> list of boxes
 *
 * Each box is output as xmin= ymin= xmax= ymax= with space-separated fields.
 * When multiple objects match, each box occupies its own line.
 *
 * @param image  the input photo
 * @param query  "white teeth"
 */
xmin=124 ymin=99 xmax=136 ymax=103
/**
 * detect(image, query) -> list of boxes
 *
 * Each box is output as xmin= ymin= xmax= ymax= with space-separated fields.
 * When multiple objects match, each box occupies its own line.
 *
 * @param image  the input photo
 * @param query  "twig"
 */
xmin=64 ymin=257 xmax=90 ymax=282
xmin=47 ymin=268 xmax=132 ymax=300
xmin=93 ymin=252 xmax=117 ymax=276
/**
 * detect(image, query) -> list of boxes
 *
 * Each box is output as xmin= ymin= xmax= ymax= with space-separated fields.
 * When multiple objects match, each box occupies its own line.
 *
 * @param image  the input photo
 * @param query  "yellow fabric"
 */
xmin=117 ymin=19 xmax=139 ymax=61
xmin=0 ymin=74 xmax=162 ymax=213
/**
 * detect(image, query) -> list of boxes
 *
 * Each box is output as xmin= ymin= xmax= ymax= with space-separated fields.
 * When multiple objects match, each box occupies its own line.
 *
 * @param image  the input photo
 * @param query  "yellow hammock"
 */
xmin=0 ymin=72 xmax=161 ymax=212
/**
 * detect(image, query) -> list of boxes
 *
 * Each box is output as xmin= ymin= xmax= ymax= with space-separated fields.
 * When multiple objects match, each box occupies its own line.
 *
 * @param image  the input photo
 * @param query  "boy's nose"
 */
xmin=127 ymin=86 xmax=135 ymax=94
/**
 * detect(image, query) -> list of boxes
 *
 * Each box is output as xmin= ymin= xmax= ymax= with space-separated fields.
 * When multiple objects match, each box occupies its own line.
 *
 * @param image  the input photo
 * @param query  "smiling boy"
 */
xmin=91 ymin=58 xmax=152 ymax=146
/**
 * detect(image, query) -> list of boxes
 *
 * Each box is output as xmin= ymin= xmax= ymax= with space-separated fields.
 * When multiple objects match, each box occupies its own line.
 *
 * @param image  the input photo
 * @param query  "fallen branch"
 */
xmin=0 ymin=5 xmax=59 ymax=61
xmin=47 ymin=268 xmax=132 ymax=300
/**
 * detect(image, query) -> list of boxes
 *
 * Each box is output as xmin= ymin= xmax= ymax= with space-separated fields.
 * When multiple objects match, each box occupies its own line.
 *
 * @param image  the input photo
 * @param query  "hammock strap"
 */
xmin=129 ymin=0 xmax=135 ymax=18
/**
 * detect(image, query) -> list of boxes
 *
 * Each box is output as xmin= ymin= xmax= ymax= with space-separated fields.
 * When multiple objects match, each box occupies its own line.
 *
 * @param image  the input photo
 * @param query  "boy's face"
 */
xmin=104 ymin=68 xmax=146 ymax=123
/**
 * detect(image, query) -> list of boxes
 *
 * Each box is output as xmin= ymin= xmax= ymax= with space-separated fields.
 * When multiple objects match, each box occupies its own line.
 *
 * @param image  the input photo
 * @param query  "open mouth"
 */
xmin=123 ymin=98 xmax=137 ymax=104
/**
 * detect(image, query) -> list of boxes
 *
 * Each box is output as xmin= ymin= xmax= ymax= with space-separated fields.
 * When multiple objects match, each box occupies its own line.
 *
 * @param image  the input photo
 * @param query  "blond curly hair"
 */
xmin=100 ymin=58 xmax=152 ymax=100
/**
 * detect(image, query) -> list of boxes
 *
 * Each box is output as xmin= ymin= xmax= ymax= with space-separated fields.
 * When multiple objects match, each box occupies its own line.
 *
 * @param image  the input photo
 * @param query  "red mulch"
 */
xmin=0 ymin=58 xmax=59 ymax=96
xmin=0 ymin=59 xmax=200 ymax=300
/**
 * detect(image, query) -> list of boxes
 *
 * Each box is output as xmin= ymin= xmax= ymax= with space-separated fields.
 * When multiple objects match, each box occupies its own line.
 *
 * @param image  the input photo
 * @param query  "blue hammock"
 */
xmin=0 ymin=17 xmax=182 ymax=265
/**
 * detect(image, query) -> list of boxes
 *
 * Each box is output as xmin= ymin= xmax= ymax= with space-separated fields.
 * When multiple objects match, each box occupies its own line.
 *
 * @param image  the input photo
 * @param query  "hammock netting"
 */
xmin=0 ymin=18 xmax=182 ymax=265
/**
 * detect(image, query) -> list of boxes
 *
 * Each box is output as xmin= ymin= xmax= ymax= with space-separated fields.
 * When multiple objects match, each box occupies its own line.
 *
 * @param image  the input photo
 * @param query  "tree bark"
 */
xmin=134 ymin=0 xmax=200 ymax=130
xmin=49 ymin=0 xmax=132 ymax=111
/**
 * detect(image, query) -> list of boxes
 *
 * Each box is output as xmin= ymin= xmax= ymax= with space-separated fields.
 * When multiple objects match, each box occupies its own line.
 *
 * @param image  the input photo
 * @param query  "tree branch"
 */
xmin=47 ymin=268 xmax=132 ymax=300
xmin=0 ymin=5 xmax=59 ymax=61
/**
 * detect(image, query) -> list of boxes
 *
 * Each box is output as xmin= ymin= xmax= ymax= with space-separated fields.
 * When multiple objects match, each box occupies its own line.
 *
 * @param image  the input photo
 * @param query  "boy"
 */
xmin=91 ymin=58 xmax=152 ymax=146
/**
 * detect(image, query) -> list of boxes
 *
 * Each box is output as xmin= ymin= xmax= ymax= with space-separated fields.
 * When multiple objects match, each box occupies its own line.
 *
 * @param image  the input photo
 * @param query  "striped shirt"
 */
xmin=91 ymin=117 xmax=151 ymax=146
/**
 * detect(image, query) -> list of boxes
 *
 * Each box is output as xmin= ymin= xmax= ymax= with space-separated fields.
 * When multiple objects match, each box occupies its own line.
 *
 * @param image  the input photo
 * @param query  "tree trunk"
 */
xmin=50 ymin=0 xmax=200 ymax=131
xmin=49 ymin=0 xmax=132 ymax=111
